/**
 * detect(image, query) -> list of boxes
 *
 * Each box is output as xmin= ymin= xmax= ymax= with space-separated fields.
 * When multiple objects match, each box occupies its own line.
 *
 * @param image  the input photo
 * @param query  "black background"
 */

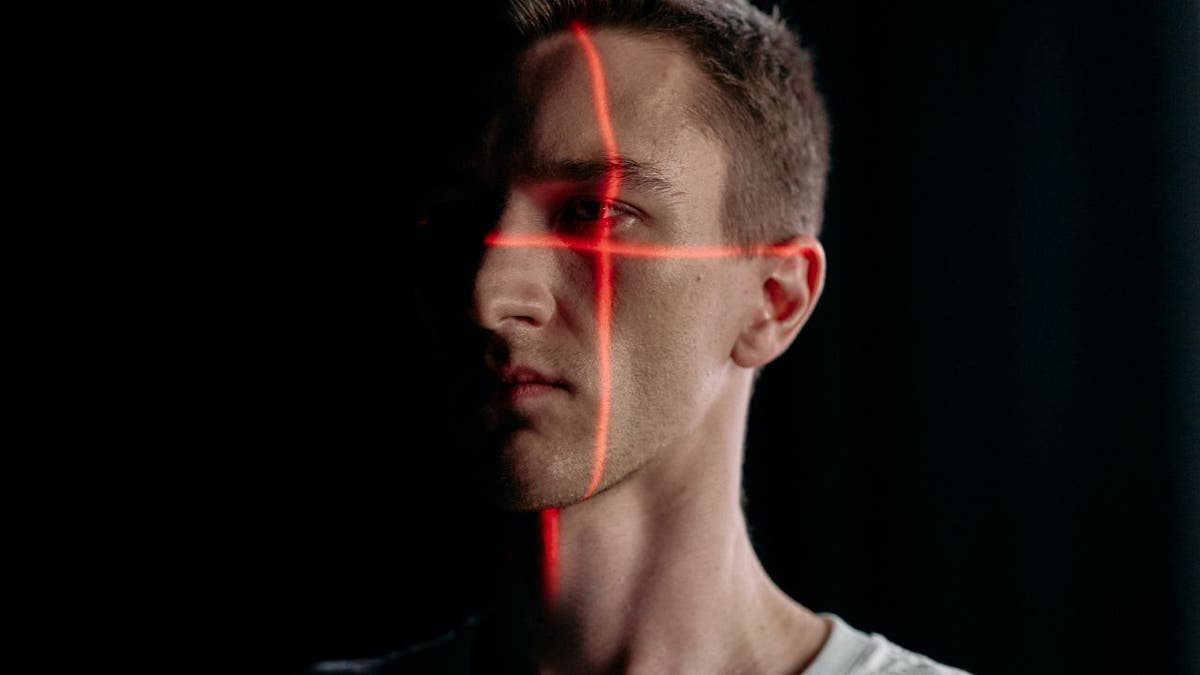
xmin=241 ymin=1 xmax=1199 ymax=672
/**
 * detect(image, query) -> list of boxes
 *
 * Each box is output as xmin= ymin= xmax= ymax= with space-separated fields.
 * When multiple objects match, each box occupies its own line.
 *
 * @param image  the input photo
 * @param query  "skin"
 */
xmin=471 ymin=28 xmax=830 ymax=674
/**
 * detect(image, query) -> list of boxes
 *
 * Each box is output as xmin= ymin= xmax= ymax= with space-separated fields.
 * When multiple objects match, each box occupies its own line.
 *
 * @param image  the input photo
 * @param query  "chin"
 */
xmin=493 ymin=469 xmax=588 ymax=511
xmin=494 ymin=485 xmax=574 ymax=512
xmin=490 ymin=431 xmax=594 ymax=511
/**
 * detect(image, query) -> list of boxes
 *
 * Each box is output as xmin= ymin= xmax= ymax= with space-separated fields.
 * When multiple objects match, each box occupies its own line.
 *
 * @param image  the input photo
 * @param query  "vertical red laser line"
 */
xmin=571 ymin=22 xmax=619 ymax=501
xmin=540 ymin=507 xmax=560 ymax=611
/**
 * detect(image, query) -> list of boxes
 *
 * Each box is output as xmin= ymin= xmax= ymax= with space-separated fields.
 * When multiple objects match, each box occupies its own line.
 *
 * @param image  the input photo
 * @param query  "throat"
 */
xmin=500 ymin=463 xmax=794 ymax=673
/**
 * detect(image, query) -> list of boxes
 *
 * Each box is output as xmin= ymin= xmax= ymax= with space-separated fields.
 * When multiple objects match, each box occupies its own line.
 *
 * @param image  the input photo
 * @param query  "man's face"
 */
xmin=473 ymin=29 xmax=762 ymax=510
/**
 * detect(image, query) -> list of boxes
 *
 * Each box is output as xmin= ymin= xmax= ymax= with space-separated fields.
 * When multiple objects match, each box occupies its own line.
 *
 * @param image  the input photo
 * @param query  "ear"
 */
xmin=731 ymin=236 xmax=826 ymax=369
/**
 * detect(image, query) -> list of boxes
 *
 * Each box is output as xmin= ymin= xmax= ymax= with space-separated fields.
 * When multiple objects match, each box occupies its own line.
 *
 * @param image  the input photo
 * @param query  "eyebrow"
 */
xmin=512 ymin=156 xmax=685 ymax=204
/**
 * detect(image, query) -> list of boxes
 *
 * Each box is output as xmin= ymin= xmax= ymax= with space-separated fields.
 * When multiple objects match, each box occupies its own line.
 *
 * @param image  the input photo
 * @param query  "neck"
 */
xmin=496 ymin=374 xmax=829 ymax=674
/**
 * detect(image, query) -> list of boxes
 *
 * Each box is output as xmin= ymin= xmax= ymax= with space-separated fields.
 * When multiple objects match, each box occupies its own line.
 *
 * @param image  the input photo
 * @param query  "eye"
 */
xmin=556 ymin=197 xmax=638 ymax=234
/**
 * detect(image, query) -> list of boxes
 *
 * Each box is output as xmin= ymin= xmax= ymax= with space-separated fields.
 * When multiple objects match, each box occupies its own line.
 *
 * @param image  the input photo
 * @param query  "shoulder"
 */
xmin=801 ymin=614 xmax=972 ymax=675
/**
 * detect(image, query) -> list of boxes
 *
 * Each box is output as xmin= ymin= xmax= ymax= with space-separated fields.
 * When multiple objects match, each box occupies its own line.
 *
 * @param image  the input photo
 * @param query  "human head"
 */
xmin=506 ymin=0 xmax=831 ymax=245
xmin=471 ymin=2 xmax=828 ymax=511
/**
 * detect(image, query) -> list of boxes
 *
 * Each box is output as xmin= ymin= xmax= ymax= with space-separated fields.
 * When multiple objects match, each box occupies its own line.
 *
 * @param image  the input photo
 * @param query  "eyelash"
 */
xmin=556 ymin=196 xmax=639 ymax=234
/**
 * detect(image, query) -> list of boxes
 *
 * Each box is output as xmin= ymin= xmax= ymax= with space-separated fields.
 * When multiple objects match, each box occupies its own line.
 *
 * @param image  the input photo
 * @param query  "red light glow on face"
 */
xmin=487 ymin=23 xmax=819 ymax=504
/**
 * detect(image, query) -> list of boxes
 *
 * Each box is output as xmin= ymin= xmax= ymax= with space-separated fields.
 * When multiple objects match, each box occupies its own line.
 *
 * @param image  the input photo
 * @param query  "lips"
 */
xmin=491 ymin=365 xmax=570 ymax=404
xmin=499 ymin=366 xmax=567 ymax=387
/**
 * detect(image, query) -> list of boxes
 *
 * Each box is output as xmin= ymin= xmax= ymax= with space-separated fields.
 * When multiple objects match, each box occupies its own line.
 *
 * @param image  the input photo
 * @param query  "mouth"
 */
xmin=491 ymin=365 xmax=571 ymax=405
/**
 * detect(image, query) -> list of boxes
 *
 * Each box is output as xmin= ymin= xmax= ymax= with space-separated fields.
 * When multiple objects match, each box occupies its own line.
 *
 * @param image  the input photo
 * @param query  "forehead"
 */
xmin=505 ymin=28 xmax=727 ymax=235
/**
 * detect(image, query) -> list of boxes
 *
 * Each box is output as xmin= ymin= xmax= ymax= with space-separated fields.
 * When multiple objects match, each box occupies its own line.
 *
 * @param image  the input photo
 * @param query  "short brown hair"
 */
xmin=507 ymin=0 xmax=831 ymax=243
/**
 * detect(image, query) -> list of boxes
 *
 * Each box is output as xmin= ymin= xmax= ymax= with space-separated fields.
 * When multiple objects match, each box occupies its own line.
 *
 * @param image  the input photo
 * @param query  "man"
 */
xmin=311 ymin=1 xmax=969 ymax=673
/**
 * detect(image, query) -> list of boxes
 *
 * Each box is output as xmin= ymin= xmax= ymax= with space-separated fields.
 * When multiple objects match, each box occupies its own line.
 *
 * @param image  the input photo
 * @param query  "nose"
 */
xmin=471 ymin=202 xmax=557 ymax=331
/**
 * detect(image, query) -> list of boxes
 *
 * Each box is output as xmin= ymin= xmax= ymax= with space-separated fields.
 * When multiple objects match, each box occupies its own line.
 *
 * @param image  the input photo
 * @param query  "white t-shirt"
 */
xmin=305 ymin=611 xmax=972 ymax=674
xmin=802 ymin=614 xmax=972 ymax=675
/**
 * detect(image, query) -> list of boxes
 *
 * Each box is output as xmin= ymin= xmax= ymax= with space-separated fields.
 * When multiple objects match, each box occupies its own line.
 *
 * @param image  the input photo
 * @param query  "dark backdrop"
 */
xmin=245 ymin=1 xmax=1199 ymax=672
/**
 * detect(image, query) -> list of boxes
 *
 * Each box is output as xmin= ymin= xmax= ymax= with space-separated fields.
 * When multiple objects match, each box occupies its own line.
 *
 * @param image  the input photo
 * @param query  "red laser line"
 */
xmin=540 ymin=507 xmax=560 ymax=612
xmin=572 ymin=22 xmax=619 ymax=502
xmin=484 ymin=232 xmax=813 ymax=259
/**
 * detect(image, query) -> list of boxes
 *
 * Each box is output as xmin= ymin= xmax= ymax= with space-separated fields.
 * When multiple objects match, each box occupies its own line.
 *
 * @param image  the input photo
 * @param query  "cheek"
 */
xmin=609 ymin=262 xmax=731 ymax=418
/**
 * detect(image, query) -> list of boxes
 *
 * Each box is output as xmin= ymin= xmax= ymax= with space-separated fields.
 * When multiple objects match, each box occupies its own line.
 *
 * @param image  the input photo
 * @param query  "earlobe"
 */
xmin=731 ymin=237 xmax=826 ymax=369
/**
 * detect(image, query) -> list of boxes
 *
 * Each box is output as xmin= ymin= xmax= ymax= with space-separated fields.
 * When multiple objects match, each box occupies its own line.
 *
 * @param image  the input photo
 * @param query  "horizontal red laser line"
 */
xmin=484 ymin=232 xmax=813 ymax=259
